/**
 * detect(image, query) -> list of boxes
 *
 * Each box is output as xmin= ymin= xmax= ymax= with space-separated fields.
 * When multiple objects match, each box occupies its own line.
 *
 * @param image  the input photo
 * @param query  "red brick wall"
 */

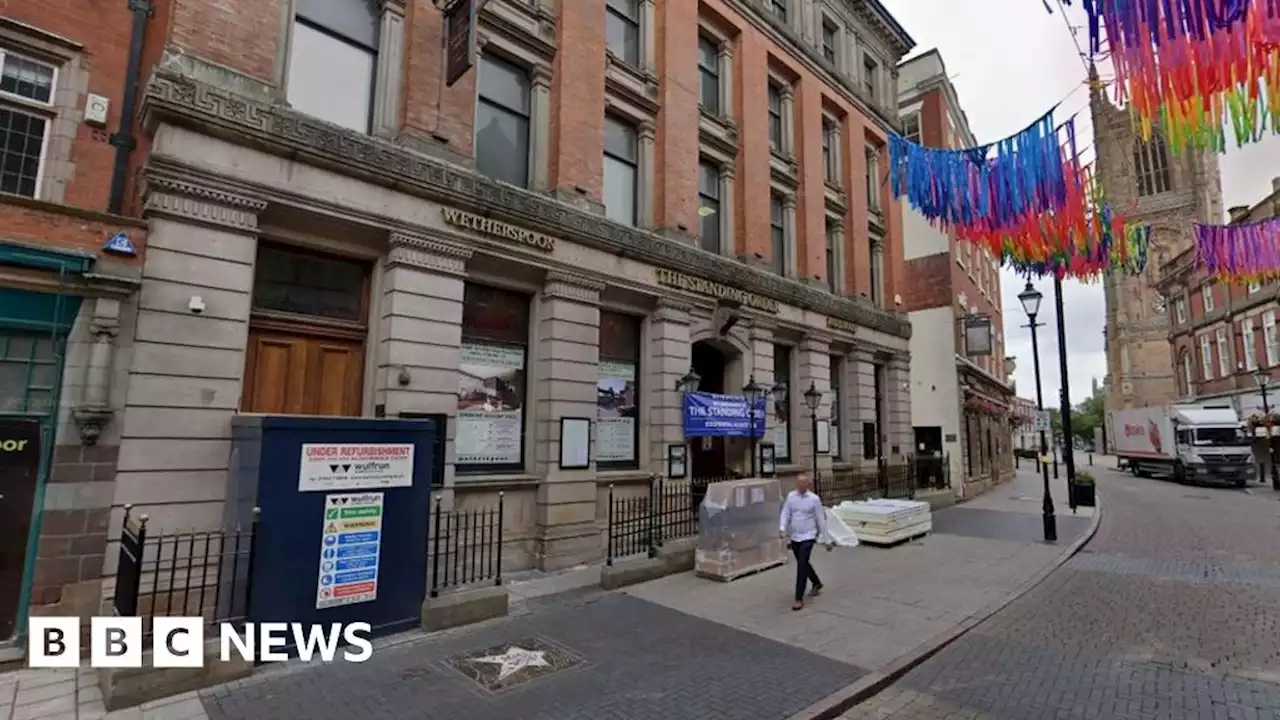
xmin=901 ymin=253 xmax=951 ymax=312
xmin=549 ymin=0 xmax=606 ymax=199
xmin=167 ymin=0 xmax=283 ymax=85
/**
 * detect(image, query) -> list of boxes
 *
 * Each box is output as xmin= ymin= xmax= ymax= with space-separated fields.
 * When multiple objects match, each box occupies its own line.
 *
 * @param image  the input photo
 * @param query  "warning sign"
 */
xmin=317 ymin=492 xmax=384 ymax=610
xmin=299 ymin=443 xmax=414 ymax=492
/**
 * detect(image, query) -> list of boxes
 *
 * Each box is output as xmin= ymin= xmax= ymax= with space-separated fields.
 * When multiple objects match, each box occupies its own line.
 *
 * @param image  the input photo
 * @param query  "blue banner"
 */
xmin=683 ymin=392 xmax=767 ymax=438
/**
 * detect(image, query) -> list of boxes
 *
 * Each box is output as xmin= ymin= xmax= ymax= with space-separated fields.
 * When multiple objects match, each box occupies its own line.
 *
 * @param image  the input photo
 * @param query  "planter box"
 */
xmin=1073 ymin=482 xmax=1096 ymax=507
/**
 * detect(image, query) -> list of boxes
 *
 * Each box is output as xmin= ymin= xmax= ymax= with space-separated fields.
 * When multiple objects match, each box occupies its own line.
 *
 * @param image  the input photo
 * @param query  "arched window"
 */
xmin=1134 ymin=135 xmax=1172 ymax=197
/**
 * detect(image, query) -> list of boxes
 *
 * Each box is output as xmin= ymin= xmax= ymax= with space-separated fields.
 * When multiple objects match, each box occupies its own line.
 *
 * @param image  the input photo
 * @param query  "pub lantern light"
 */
xmin=1017 ymin=281 xmax=1043 ymax=319
xmin=676 ymin=369 xmax=701 ymax=394
xmin=804 ymin=381 xmax=822 ymax=412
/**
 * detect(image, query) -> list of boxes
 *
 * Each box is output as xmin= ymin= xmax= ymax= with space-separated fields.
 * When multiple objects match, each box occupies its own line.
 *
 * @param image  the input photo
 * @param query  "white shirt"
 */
xmin=779 ymin=490 xmax=827 ymax=543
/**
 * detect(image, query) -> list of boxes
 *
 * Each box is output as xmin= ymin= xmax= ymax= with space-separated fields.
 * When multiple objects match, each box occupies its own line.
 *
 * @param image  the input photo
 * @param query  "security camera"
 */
xmin=188 ymin=295 xmax=206 ymax=314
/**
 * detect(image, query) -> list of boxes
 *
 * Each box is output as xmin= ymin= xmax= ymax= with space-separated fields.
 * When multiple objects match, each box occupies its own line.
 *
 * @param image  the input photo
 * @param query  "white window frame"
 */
xmin=1181 ymin=351 xmax=1193 ymax=396
xmin=0 ymin=48 xmax=57 ymax=200
xmin=1248 ymin=280 xmax=1263 ymax=294
xmin=1202 ymin=283 xmax=1215 ymax=313
xmin=1265 ymin=311 xmax=1279 ymax=366
xmin=1243 ymin=318 xmax=1258 ymax=371
xmin=1216 ymin=326 xmax=1230 ymax=378
xmin=1200 ymin=335 xmax=1213 ymax=381
xmin=902 ymin=111 xmax=921 ymax=144
xmin=1175 ymin=294 xmax=1188 ymax=324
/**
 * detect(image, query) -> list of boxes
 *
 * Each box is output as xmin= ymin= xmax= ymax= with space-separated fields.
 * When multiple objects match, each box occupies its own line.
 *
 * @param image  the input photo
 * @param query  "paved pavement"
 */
xmin=1 ymin=466 xmax=1091 ymax=720
xmin=841 ymin=467 xmax=1280 ymax=719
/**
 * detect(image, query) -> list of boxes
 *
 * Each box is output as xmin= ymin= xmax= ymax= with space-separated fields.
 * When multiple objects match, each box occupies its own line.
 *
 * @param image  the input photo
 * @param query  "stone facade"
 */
xmin=1091 ymin=74 xmax=1224 ymax=416
xmin=66 ymin=0 xmax=923 ymax=595
xmin=0 ymin=6 xmax=144 ymax=652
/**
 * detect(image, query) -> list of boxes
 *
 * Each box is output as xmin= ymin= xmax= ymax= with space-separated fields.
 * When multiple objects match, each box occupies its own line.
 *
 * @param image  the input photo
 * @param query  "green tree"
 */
xmin=1071 ymin=392 xmax=1105 ymax=443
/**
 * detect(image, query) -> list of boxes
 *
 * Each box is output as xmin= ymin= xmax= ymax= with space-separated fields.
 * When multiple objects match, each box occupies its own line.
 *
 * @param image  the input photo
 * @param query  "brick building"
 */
xmin=0 ymin=5 xmax=149 ymax=654
xmin=2 ymin=0 xmax=926 ymax=641
xmin=1092 ymin=72 xmax=1224 ymax=420
xmin=896 ymin=49 xmax=1013 ymax=499
xmin=1155 ymin=178 xmax=1280 ymax=475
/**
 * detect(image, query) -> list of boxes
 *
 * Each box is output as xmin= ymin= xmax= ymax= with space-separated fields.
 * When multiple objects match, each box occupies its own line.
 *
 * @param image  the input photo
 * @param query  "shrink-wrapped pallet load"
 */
xmin=695 ymin=478 xmax=785 ymax=581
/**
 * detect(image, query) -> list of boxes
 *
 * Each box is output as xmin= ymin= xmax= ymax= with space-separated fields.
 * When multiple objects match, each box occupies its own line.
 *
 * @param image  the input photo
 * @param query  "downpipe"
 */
xmin=107 ymin=0 xmax=153 ymax=215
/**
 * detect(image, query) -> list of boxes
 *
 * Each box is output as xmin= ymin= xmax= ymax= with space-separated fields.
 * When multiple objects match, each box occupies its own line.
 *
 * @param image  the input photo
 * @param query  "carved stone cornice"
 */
xmin=387 ymin=232 xmax=472 ymax=276
xmin=652 ymin=296 xmax=693 ymax=324
xmin=142 ymin=172 xmax=268 ymax=232
xmin=543 ymin=271 xmax=604 ymax=305
xmin=139 ymin=69 xmax=911 ymax=339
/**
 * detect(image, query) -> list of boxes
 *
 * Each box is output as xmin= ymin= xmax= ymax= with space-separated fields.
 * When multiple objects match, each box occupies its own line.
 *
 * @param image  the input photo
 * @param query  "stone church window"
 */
xmin=1134 ymin=135 xmax=1172 ymax=197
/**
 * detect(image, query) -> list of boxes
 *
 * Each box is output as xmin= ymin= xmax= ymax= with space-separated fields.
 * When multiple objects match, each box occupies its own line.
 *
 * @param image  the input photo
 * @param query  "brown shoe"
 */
xmin=809 ymin=584 xmax=823 ymax=597
xmin=791 ymin=601 xmax=803 ymax=611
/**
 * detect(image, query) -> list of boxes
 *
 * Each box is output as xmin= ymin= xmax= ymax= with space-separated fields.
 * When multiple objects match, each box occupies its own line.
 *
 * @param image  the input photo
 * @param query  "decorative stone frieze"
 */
xmin=140 ymin=70 xmax=912 ymax=339
xmin=387 ymin=232 xmax=472 ymax=276
xmin=141 ymin=173 xmax=268 ymax=232
xmin=543 ymin=271 xmax=604 ymax=305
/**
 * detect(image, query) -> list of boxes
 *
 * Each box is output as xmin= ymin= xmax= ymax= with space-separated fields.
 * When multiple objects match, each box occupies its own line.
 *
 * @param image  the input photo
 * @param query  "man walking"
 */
xmin=779 ymin=473 xmax=832 ymax=611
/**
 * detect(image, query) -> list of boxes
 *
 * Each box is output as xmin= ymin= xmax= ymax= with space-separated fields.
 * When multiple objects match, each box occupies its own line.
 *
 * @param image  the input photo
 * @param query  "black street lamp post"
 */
xmin=804 ymin=381 xmax=823 ymax=489
xmin=1018 ymin=281 xmax=1058 ymax=543
xmin=1254 ymin=369 xmax=1279 ymax=490
xmin=744 ymin=374 xmax=787 ymax=477
xmin=1054 ymin=275 xmax=1078 ymax=513
xmin=676 ymin=368 xmax=701 ymax=478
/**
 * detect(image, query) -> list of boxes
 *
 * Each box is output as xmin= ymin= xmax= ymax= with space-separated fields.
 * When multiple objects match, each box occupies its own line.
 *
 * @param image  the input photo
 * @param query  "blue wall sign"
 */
xmin=102 ymin=232 xmax=136 ymax=257
xmin=683 ymin=392 xmax=767 ymax=438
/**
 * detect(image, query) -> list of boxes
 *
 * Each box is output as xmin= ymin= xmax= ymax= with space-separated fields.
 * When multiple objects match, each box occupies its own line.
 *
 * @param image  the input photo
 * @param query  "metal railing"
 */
xmin=605 ymin=476 xmax=711 ymax=565
xmin=825 ymin=459 xmax=923 ymax=504
xmin=111 ymin=504 xmax=258 ymax=637
xmin=429 ymin=492 xmax=505 ymax=597
xmin=913 ymin=452 xmax=952 ymax=490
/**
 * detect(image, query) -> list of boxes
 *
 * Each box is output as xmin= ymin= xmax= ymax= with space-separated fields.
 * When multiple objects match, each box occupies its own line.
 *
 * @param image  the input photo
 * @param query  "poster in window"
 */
xmin=455 ymin=343 xmax=525 ymax=466
xmin=770 ymin=396 xmax=790 ymax=461
xmin=596 ymin=360 xmax=638 ymax=463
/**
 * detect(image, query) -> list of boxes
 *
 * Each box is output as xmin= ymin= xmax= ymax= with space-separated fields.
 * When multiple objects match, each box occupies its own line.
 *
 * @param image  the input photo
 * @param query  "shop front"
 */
xmin=0 ymin=230 xmax=140 ymax=648
xmin=958 ymin=359 xmax=1016 ymax=497
xmin=126 ymin=69 xmax=912 ymax=576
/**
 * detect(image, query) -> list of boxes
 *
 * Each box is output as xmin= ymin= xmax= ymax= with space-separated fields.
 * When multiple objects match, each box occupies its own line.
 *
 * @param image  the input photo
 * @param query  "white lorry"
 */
xmin=1110 ymin=404 xmax=1254 ymax=488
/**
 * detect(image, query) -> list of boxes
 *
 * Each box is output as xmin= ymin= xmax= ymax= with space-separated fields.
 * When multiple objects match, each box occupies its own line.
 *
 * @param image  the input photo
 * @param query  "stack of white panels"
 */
xmin=830 ymin=499 xmax=931 ymax=546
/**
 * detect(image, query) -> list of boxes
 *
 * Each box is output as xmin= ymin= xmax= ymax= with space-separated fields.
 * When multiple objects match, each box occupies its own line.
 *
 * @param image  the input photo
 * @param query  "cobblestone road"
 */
xmin=198 ymin=591 xmax=863 ymax=720
xmin=843 ymin=471 xmax=1280 ymax=720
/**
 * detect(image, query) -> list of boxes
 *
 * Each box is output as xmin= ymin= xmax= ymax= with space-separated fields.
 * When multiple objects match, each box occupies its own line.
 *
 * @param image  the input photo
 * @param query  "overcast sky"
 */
xmin=881 ymin=0 xmax=1280 ymax=407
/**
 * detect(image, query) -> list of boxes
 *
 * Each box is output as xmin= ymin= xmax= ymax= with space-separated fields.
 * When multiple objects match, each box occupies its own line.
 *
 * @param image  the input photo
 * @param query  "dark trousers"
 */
xmin=790 ymin=539 xmax=822 ymax=602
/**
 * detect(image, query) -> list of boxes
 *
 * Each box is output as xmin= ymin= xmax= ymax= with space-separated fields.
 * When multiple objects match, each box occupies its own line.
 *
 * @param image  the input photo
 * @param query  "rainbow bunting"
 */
xmin=1062 ymin=0 xmax=1280 ymax=152
xmin=1194 ymin=215 xmax=1280 ymax=282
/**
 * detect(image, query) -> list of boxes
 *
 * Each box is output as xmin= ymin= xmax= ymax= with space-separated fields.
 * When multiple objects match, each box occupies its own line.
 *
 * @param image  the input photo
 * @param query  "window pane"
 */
xmin=699 ymin=161 xmax=719 ymax=198
xmin=700 ymin=68 xmax=720 ymax=113
xmin=700 ymin=199 xmax=720 ymax=252
xmin=295 ymin=0 xmax=379 ymax=48
xmin=252 ymin=245 xmax=367 ymax=321
xmin=1 ymin=55 xmax=54 ymax=104
xmin=479 ymin=55 xmax=530 ymax=114
xmin=606 ymin=7 xmax=640 ymax=65
xmin=603 ymin=155 xmax=637 ymax=225
xmin=0 ymin=108 xmax=45 ymax=198
xmin=462 ymin=283 xmax=530 ymax=345
xmin=770 ymin=194 xmax=783 ymax=227
xmin=607 ymin=0 xmax=639 ymax=18
xmin=599 ymin=311 xmax=641 ymax=360
xmin=604 ymin=115 xmax=637 ymax=162
xmin=287 ymin=22 xmax=375 ymax=133
xmin=698 ymin=36 xmax=719 ymax=71
xmin=476 ymin=102 xmax=530 ymax=187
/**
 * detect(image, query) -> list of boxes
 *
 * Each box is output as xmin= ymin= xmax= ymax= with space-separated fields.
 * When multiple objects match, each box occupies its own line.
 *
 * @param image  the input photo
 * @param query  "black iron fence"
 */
xmin=111 ymin=504 xmax=258 ymax=637
xmin=429 ymin=492 xmax=505 ymax=597
xmin=913 ymin=453 xmax=951 ymax=490
xmin=824 ymin=457 xmax=937 ymax=504
xmin=605 ymin=476 xmax=710 ymax=564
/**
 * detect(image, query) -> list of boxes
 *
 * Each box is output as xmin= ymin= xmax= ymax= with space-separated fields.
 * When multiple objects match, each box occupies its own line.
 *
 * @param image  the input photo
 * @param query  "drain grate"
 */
xmin=1183 ymin=494 xmax=1212 ymax=500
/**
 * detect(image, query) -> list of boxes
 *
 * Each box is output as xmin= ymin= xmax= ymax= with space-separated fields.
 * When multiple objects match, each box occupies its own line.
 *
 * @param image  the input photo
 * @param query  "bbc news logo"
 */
xmin=29 ymin=617 xmax=374 ymax=668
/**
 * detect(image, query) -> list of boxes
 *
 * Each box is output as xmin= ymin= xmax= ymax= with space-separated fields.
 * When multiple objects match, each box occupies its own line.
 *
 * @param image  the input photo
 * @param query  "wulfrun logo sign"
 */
xmin=29 ymin=618 xmax=374 ymax=668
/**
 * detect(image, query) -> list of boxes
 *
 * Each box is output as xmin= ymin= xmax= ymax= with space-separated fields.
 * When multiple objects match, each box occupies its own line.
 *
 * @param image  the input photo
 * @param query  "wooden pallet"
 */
xmin=695 ymin=558 xmax=785 ymax=583
xmin=858 ymin=530 xmax=931 ymax=548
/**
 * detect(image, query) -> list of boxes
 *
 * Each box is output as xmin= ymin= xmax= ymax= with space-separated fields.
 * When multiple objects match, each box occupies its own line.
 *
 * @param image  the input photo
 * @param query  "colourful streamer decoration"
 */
xmin=887 ymin=108 xmax=1068 ymax=230
xmin=1194 ymin=215 xmax=1280 ymax=282
xmin=1062 ymin=0 xmax=1280 ymax=152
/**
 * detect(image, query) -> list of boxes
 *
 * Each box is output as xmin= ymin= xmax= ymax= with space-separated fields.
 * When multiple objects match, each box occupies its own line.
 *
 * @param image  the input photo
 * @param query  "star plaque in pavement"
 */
xmin=471 ymin=646 xmax=549 ymax=681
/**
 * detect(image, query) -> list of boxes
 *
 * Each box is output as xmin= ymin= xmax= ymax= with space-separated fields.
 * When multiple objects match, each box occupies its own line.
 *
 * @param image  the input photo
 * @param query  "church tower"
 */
xmin=1090 ymin=69 xmax=1224 ymax=413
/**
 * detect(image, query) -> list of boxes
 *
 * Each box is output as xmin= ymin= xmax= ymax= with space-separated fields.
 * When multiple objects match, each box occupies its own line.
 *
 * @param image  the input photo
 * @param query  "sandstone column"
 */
xmin=796 ymin=335 xmax=833 ymax=481
xmin=647 ymin=298 xmax=692 ymax=474
xmin=533 ymin=271 xmax=603 ymax=570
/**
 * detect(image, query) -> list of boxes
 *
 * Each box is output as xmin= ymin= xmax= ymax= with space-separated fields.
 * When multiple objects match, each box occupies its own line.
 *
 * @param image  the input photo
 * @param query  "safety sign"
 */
xmin=299 ymin=443 xmax=414 ymax=492
xmin=316 ymin=492 xmax=384 ymax=610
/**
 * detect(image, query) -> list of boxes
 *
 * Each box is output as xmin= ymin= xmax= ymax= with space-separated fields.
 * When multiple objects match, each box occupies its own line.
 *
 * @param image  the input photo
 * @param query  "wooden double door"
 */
xmin=242 ymin=324 xmax=365 ymax=416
